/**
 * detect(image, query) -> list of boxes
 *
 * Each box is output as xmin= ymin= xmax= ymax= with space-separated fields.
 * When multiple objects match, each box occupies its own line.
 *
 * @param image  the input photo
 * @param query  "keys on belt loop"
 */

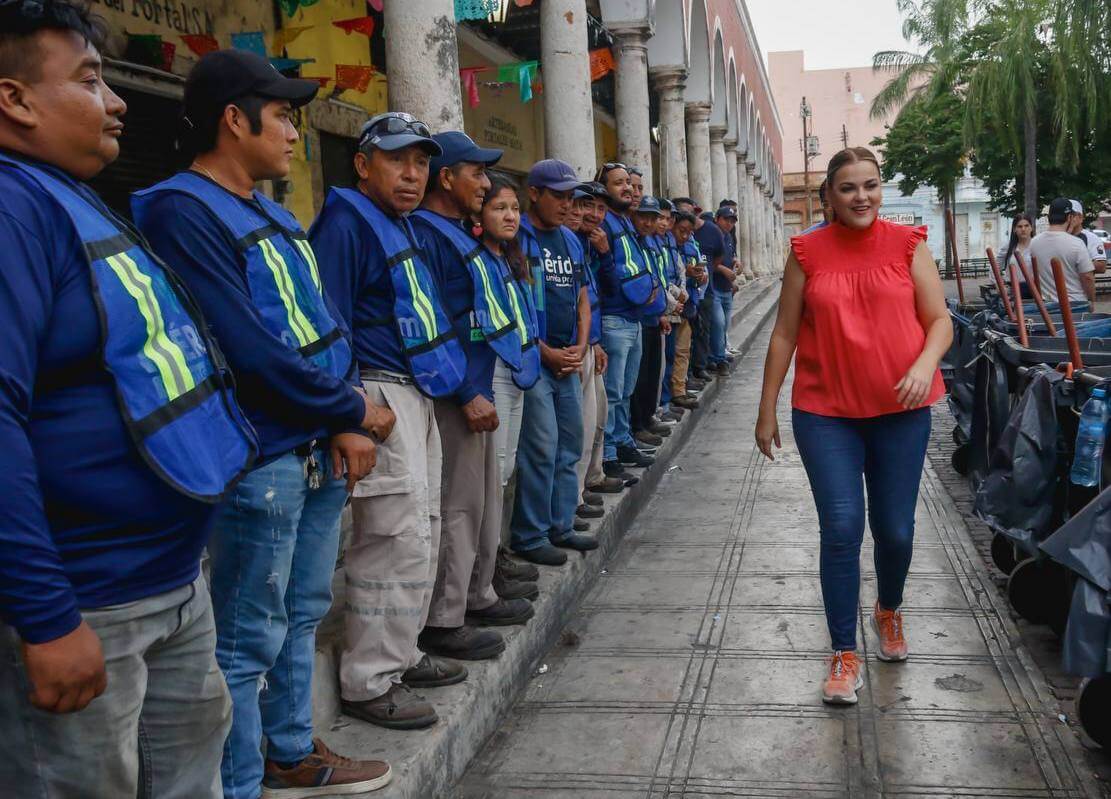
xmin=299 ymin=440 xmax=322 ymax=490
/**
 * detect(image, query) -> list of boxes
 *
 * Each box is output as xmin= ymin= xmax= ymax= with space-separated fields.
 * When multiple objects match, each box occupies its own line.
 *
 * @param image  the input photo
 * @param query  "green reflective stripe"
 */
xmin=258 ymin=238 xmax=319 ymax=347
xmin=470 ymin=256 xmax=512 ymax=330
xmin=506 ymin=283 xmax=528 ymax=345
xmin=104 ymin=252 xmax=195 ymax=400
xmin=292 ymin=238 xmax=323 ymax=293
xmin=401 ymin=258 xmax=438 ymax=341
xmin=620 ymin=236 xmax=640 ymax=277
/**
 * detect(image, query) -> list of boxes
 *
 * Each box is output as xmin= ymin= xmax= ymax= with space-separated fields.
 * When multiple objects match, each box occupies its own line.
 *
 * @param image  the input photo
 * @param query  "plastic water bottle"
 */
xmin=1071 ymin=387 xmax=1109 ymax=487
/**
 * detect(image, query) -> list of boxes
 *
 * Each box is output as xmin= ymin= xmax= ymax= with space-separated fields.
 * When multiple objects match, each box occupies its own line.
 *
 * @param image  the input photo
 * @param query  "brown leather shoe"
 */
xmin=261 ymin=738 xmax=391 ymax=797
xmin=341 ymin=683 xmax=438 ymax=730
xmin=401 ymin=654 xmax=468 ymax=689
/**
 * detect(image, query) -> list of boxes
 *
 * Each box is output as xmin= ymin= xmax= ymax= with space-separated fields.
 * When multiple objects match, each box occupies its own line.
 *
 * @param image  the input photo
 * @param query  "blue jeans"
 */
xmin=511 ymin=367 xmax=584 ymax=550
xmin=208 ymin=447 xmax=348 ymax=799
xmin=792 ymin=408 xmax=931 ymax=651
xmin=661 ymin=325 xmax=677 ymax=407
xmin=709 ymin=288 xmax=733 ymax=365
xmin=601 ymin=315 xmax=642 ymax=461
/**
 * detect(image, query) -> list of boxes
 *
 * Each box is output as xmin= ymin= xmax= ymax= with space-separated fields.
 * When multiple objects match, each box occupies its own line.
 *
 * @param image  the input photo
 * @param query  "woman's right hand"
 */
xmin=755 ymin=411 xmax=781 ymax=461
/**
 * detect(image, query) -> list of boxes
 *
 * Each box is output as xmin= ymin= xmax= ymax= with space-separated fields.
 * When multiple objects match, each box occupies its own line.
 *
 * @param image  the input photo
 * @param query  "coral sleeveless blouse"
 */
xmin=790 ymin=219 xmax=944 ymax=418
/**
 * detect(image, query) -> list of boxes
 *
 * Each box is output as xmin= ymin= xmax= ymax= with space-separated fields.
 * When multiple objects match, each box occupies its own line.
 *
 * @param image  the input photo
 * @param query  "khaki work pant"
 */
xmin=340 ymin=380 xmax=442 ymax=702
xmin=671 ymin=318 xmax=693 ymax=398
xmin=428 ymin=400 xmax=501 ymax=628
xmin=577 ymin=346 xmax=607 ymax=498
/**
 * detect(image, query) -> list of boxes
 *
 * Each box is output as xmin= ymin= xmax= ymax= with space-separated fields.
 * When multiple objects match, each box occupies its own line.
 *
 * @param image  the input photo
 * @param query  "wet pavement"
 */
xmin=458 ymin=326 xmax=1103 ymax=799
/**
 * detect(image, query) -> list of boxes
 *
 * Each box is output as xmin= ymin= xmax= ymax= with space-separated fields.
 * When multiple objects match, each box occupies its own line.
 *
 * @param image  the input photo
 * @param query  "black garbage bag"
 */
xmin=1040 ymin=488 xmax=1111 ymax=677
xmin=945 ymin=312 xmax=978 ymax=439
xmin=973 ymin=368 xmax=1064 ymax=552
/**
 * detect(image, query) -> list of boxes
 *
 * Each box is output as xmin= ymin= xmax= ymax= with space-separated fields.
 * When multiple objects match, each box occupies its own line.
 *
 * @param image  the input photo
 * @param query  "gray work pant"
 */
xmin=577 ymin=345 xmax=607 ymax=500
xmin=341 ymin=379 xmax=442 ymax=702
xmin=0 ymin=576 xmax=230 ymax=798
xmin=428 ymin=400 xmax=501 ymax=628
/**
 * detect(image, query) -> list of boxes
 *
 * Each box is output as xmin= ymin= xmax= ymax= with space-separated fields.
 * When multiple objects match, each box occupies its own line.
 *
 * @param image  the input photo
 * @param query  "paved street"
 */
xmin=458 ymin=327 xmax=1101 ymax=799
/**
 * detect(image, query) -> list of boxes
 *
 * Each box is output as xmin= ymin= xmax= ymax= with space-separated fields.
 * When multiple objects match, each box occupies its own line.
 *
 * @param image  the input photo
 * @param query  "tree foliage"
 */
xmin=871 ymin=91 xmax=966 ymax=200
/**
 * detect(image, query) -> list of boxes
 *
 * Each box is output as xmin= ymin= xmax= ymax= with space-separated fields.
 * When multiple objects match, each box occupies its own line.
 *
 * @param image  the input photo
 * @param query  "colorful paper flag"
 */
xmin=459 ymin=66 xmax=487 ymax=108
xmin=180 ymin=33 xmax=219 ymax=57
xmin=332 ymin=16 xmax=375 ymax=37
xmin=589 ymin=47 xmax=615 ymax=81
xmin=271 ymin=25 xmax=313 ymax=54
xmin=279 ymin=0 xmax=322 ymax=16
xmin=270 ymin=57 xmax=316 ymax=72
xmin=160 ymin=41 xmax=176 ymax=72
xmin=124 ymin=34 xmax=174 ymax=72
xmin=304 ymin=76 xmax=332 ymax=87
xmin=367 ymin=0 xmax=383 ymax=10
xmin=231 ymin=32 xmax=267 ymax=58
xmin=334 ymin=64 xmax=375 ymax=93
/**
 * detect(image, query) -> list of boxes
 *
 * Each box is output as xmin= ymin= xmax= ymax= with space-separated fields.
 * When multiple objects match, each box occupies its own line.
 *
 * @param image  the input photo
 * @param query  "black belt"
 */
xmin=359 ymin=368 xmax=414 ymax=386
xmin=292 ymin=439 xmax=319 ymax=457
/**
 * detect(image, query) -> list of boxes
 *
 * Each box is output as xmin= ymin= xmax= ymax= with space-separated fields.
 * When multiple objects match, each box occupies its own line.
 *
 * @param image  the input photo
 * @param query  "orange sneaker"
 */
xmin=871 ymin=601 xmax=909 ymax=662
xmin=822 ymin=650 xmax=863 ymax=705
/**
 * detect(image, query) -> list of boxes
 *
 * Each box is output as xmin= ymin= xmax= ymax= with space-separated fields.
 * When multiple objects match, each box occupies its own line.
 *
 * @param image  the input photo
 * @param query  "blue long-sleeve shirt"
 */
xmin=0 ymin=162 xmax=215 ymax=643
xmin=409 ymin=212 xmax=497 ymax=405
xmin=138 ymin=193 xmax=365 ymax=464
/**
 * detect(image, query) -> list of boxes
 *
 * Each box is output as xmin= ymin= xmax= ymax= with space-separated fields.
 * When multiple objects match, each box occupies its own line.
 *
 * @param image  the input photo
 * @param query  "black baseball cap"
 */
xmin=184 ymin=49 xmax=318 ymax=127
xmin=716 ymin=206 xmax=738 ymax=220
xmin=429 ymin=131 xmax=502 ymax=173
xmin=1048 ymin=197 xmax=1073 ymax=221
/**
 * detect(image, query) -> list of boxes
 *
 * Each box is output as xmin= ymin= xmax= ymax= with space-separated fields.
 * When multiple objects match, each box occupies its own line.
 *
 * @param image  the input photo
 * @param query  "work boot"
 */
xmin=602 ymin=461 xmax=639 ymax=486
xmin=672 ymin=395 xmax=700 ymax=410
xmin=617 ymin=445 xmax=655 ymax=467
xmin=713 ymin=362 xmax=730 ymax=376
xmin=588 ymin=476 xmax=626 ymax=494
xmin=636 ymin=441 xmax=658 ymax=455
xmin=552 ymin=533 xmax=599 ymax=551
xmin=693 ymin=368 xmax=713 ymax=381
xmin=340 ymin=683 xmax=437 ymax=730
xmin=496 ymin=546 xmax=540 ymax=582
xmin=576 ymin=503 xmax=604 ymax=519
xmin=660 ymin=410 xmax=683 ymax=423
xmin=466 ymin=597 xmax=534 ymax=627
xmin=262 ymin=738 xmax=391 ymax=797
xmin=583 ymin=491 xmax=604 ymax=506
xmin=648 ymin=421 xmax=673 ymax=436
xmin=687 ymin=378 xmax=706 ymax=391
xmin=493 ymin=570 xmax=539 ymax=601
xmin=871 ymin=602 xmax=909 ymax=662
xmin=515 ymin=543 xmax=569 ymax=566
xmin=419 ymin=625 xmax=505 ymax=660
xmin=821 ymin=650 xmax=863 ymax=705
xmin=573 ymin=520 xmax=590 ymax=532
xmin=635 ymin=430 xmax=663 ymax=447
xmin=401 ymin=654 xmax=468 ymax=689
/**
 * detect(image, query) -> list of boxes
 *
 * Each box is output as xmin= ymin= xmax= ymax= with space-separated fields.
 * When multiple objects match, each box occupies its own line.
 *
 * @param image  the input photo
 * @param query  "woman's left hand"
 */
xmin=894 ymin=359 xmax=936 ymax=409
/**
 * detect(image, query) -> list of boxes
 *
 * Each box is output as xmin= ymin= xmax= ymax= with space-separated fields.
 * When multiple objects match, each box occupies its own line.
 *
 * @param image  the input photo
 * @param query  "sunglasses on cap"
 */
xmin=358 ymin=112 xmax=432 ymax=149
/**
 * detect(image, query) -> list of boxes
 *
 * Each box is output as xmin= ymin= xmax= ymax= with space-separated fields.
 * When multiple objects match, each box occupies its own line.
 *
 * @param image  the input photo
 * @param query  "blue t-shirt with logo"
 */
xmin=534 ymin=226 xmax=582 ymax=348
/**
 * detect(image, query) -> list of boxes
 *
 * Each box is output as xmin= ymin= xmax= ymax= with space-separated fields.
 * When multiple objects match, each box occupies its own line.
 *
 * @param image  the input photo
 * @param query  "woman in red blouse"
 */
xmin=755 ymin=148 xmax=952 ymax=705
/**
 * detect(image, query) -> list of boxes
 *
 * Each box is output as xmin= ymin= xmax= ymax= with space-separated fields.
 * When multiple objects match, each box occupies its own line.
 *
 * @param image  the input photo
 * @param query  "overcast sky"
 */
xmin=746 ymin=0 xmax=920 ymax=71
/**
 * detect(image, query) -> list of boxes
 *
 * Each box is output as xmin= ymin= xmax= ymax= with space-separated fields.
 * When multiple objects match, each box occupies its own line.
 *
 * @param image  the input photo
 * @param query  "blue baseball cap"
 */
xmin=716 ymin=206 xmax=738 ymax=220
xmin=357 ymin=112 xmax=442 ymax=155
xmin=429 ymin=131 xmax=502 ymax=173
xmin=573 ymin=181 xmax=606 ymax=200
xmin=528 ymin=159 xmax=581 ymax=192
xmin=636 ymin=196 xmax=663 ymax=215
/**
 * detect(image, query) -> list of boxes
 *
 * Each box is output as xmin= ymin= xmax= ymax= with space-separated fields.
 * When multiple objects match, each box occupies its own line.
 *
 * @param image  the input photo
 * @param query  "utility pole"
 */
xmin=840 ymin=124 xmax=848 ymax=148
xmin=800 ymin=96 xmax=813 ymax=228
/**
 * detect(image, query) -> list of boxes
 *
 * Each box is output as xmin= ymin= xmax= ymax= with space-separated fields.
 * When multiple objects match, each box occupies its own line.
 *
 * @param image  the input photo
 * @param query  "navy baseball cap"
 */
xmin=636 ymin=196 xmax=662 ymax=215
xmin=573 ymin=181 xmax=607 ymax=200
xmin=1048 ymin=197 xmax=1073 ymax=218
xmin=429 ymin=131 xmax=502 ymax=173
xmin=528 ymin=159 xmax=581 ymax=192
xmin=716 ymin=206 xmax=738 ymax=220
xmin=357 ymin=112 xmax=442 ymax=155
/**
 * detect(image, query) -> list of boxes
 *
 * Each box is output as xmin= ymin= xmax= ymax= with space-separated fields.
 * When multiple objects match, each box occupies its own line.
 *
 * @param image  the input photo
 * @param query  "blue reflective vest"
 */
xmin=410 ymin=210 xmax=523 ymax=372
xmin=638 ymin=234 xmax=668 ymax=319
xmin=681 ymin=239 xmax=708 ymax=316
xmin=0 ymin=153 xmax=257 ymax=502
xmin=600 ymin=211 xmax=655 ymax=306
xmin=133 ymin=172 xmax=352 ymax=384
xmin=318 ymin=189 xmax=467 ymax=398
xmin=503 ymin=269 xmax=541 ymax=391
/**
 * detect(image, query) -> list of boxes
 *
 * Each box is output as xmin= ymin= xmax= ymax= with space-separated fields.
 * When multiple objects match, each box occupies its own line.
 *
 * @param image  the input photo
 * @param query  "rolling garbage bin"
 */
xmin=1039 ymin=487 xmax=1111 ymax=748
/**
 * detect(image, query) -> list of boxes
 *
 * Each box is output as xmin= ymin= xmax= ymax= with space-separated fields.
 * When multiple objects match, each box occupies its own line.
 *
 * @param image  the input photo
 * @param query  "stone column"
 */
xmin=708 ymin=125 xmax=727 ymax=208
xmin=610 ymin=24 xmax=653 ymax=189
xmin=724 ymin=138 xmax=739 ymax=203
xmin=734 ymin=151 xmax=752 ymax=277
xmin=684 ymin=102 xmax=712 ymax=209
xmin=540 ymin=0 xmax=596 ymax=178
xmin=649 ymin=66 xmax=688 ymax=198
xmin=745 ymin=160 xmax=759 ymax=275
xmin=756 ymin=179 xmax=769 ymax=276
xmin=383 ymin=0 xmax=464 ymax=131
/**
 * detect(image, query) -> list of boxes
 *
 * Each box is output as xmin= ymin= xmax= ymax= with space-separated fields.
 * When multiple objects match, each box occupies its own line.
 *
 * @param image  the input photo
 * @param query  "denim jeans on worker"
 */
xmin=601 ymin=315 xmax=643 ymax=462
xmin=792 ymin=407 xmax=932 ymax=652
xmin=207 ymin=445 xmax=348 ymax=799
xmin=709 ymin=287 xmax=734 ymax=365
xmin=511 ymin=367 xmax=584 ymax=551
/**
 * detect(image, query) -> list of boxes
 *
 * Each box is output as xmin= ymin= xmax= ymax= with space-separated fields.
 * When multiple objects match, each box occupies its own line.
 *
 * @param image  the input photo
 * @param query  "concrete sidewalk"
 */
xmin=459 ymin=325 xmax=1103 ymax=798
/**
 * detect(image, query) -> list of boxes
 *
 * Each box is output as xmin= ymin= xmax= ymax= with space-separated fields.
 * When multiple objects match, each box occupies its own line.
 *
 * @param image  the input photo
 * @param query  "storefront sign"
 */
xmin=482 ymin=116 xmax=525 ymax=153
xmin=881 ymin=212 xmax=917 ymax=225
xmin=91 ymin=0 xmax=215 ymax=35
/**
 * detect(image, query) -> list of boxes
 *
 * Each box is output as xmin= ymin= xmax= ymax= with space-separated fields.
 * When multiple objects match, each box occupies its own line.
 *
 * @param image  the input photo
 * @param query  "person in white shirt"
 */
xmin=1030 ymin=197 xmax=1096 ymax=306
xmin=1069 ymin=199 xmax=1108 ymax=274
